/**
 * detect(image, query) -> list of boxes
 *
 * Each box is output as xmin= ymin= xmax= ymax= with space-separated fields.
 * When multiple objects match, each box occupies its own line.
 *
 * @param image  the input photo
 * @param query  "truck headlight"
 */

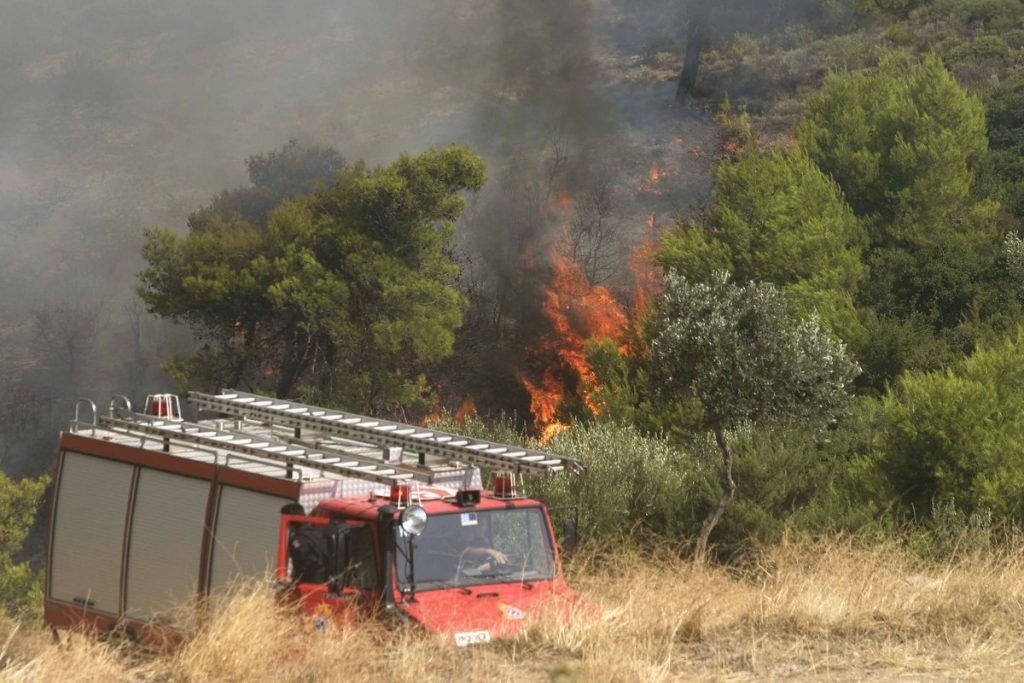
xmin=400 ymin=505 xmax=427 ymax=537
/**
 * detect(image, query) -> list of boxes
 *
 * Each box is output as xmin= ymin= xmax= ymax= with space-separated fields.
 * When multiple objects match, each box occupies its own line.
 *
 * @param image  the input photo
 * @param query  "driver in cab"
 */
xmin=456 ymin=516 xmax=508 ymax=574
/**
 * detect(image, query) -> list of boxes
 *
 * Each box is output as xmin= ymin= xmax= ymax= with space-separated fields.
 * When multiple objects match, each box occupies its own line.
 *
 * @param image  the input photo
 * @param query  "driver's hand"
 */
xmin=490 ymin=549 xmax=508 ymax=564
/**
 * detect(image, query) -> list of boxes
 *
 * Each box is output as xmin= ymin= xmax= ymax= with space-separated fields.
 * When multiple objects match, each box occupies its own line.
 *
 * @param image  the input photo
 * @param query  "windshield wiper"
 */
xmin=411 ymin=579 xmax=472 ymax=594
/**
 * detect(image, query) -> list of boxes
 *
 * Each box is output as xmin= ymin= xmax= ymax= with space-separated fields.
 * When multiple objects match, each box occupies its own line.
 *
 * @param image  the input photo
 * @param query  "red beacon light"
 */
xmin=144 ymin=394 xmax=183 ymax=421
xmin=492 ymin=472 xmax=522 ymax=499
xmin=390 ymin=483 xmax=413 ymax=508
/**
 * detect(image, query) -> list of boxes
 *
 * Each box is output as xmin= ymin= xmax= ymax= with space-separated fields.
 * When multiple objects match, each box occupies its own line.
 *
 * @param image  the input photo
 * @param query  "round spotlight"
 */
xmin=399 ymin=505 xmax=428 ymax=537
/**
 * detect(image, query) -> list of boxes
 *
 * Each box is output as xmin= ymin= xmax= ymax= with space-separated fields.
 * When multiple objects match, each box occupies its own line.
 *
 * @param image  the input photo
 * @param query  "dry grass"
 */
xmin=4 ymin=538 xmax=1024 ymax=681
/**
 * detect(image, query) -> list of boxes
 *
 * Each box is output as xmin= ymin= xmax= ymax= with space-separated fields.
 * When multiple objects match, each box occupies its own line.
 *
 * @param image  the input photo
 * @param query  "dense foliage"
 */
xmin=576 ymin=35 xmax=1024 ymax=554
xmin=139 ymin=145 xmax=485 ymax=413
xmin=658 ymin=147 xmax=867 ymax=340
xmin=796 ymin=51 xmax=1014 ymax=391
xmin=799 ymin=51 xmax=995 ymax=245
xmin=0 ymin=473 xmax=48 ymax=613
xmin=986 ymin=76 xmax=1024 ymax=219
xmin=880 ymin=332 xmax=1024 ymax=518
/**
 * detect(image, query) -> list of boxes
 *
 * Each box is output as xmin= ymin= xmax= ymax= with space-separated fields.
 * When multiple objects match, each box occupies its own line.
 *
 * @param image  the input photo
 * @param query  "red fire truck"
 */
xmin=44 ymin=390 xmax=584 ymax=646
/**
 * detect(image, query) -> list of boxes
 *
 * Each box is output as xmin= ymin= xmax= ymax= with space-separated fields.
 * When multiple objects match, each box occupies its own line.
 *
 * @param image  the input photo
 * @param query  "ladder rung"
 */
xmin=192 ymin=390 xmax=586 ymax=477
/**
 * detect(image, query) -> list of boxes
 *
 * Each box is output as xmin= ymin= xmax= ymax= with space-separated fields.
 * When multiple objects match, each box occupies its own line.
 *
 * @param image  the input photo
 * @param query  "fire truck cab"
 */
xmin=284 ymin=485 xmax=574 ymax=642
xmin=44 ymin=391 xmax=583 ymax=646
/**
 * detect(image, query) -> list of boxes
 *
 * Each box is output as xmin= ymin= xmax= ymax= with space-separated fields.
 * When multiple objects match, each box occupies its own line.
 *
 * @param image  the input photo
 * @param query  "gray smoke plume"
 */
xmin=0 ymin=0 xmax=750 ymax=471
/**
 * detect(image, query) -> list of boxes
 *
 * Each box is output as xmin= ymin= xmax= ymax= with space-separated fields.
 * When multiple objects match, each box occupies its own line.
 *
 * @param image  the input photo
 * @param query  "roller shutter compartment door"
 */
xmin=124 ymin=469 xmax=209 ymax=624
xmin=208 ymin=486 xmax=291 ymax=594
xmin=49 ymin=452 xmax=134 ymax=615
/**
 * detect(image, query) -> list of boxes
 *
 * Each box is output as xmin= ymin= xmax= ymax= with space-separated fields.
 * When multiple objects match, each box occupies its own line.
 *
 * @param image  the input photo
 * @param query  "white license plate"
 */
xmin=454 ymin=630 xmax=491 ymax=647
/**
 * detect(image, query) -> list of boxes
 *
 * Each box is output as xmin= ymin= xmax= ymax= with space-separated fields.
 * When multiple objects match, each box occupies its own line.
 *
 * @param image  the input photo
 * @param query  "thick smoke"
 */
xmin=0 ymin=0 xmax=746 ymax=472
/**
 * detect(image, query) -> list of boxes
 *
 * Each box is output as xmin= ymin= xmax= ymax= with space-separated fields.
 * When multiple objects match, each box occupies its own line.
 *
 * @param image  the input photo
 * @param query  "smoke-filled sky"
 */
xmin=0 ymin=0 xmax=715 ymax=301
xmin=0 ymin=1 xmax=729 ymax=470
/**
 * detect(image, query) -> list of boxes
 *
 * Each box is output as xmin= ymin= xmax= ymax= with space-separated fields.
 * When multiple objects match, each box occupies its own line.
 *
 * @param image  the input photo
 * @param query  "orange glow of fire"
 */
xmin=516 ymin=368 xmax=564 ymax=429
xmin=637 ymin=159 xmax=678 ymax=195
xmin=548 ymin=188 xmax=576 ymax=215
xmin=629 ymin=214 xmax=664 ymax=312
xmin=540 ymin=421 xmax=570 ymax=442
xmin=517 ymin=163 xmax=673 ymax=441
xmin=518 ymin=244 xmax=630 ymax=441
xmin=423 ymin=390 xmax=443 ymax=425
xmin=454 ymin=398 xmax=476 ymax=423
xmin=722 ymin=141 xmax=743 ymax=157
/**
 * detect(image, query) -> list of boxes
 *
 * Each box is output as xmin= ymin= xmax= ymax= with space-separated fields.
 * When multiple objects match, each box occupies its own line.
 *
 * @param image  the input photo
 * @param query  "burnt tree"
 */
xmin=676 ymin=4 xmax=709 ymax=103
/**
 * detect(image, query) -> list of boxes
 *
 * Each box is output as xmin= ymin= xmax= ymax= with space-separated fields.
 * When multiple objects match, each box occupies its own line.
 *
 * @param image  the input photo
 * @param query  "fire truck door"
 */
xmin=296 ymin=523 xmax=379 ymax=630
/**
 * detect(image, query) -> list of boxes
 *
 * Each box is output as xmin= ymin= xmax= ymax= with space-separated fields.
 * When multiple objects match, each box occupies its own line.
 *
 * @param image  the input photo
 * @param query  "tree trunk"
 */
xmin=275 ymin=324 xmax=310 ymax=399
xmin=229 ymin=320 xmax=258 ymax=388
xmin=675 ymin=7 xmax=708 ymax=104
xmin=694 ymin=426 xmax=736 ymax=564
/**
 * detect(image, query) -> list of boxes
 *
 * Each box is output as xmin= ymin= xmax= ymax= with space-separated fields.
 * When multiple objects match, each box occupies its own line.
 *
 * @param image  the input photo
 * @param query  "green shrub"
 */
xmin=435 ymin=411 xmax=888 ymax=556
xmin=880 ymin=331 xmax=1024 ymax=520
xmin=428 ymin=415 xmax=705 ymax=541
xmin=727 ymin=33 xmax=762 ymax=62
xmin=924 ymin=497 xmax=994 ymax=556
xmin=955 ymin=0 xmax=1024 ymax=29
xmin=1003 ymin=28 xmax=1024 ymax=49
xmin=0 ymin=471 xmax=48 ymax=615
xmin=528 ymin=422 xmax=705 ymax=542
xmin=688 ymin=410 xmax=889 ymax=554
xmin=949 ymin=35 xmax=1011 ymax=62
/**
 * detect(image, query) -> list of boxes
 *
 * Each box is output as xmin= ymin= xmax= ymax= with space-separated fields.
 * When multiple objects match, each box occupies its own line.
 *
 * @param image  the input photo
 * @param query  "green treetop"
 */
xmin=658 ymin=147 xmax=868 ymax=341
xmin=139 ymin=145 xmax=486 ymax=414
xmin=799 ymin=51 xmax=997 ymax=250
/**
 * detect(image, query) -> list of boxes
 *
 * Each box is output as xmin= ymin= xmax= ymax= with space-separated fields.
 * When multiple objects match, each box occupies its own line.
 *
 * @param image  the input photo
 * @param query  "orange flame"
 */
xmin=454 ymin=398 xmax=476 ymax=423
xmin=548 ymin=188 xmax=576 ymax=214
xmin=516 ymin=368 xmax=564 ymax=429
xmin=518 ymin=241 xmax=629 ymax=441
xmin=517 ymin=168 xmax=672 ymax=441
xmin=423 ymin=389 xmax=443 ymax=425
xmin=540 ymin=421 xmax=570 ymax=442
xmin=637 ymin=159 xmax=678 ymax=194
xmin=629 ymin=214 xmax=664 ymax=312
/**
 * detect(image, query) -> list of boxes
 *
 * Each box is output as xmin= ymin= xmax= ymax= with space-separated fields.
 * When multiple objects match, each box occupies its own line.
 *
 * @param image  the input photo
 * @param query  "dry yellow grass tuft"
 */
xmin=4 ymin=539 xmax=1024 ymax=681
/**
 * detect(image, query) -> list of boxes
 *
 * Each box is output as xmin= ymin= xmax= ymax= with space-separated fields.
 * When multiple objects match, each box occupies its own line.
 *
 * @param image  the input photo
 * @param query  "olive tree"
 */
xmin=649 ymin=272 xmax=860 ymax=562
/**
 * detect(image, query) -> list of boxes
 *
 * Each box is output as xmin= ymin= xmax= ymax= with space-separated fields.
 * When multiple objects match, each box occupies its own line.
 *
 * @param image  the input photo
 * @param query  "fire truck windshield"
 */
xmin=395 ymin=507 xmax=556 ymax=591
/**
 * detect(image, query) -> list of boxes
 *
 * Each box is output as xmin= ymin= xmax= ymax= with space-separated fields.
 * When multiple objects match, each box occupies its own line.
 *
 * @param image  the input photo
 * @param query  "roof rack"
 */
xmin=97 ymin=411 xmax=416 ymax=485
xmin=190 ymin=390 xmax=585 ymax=477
